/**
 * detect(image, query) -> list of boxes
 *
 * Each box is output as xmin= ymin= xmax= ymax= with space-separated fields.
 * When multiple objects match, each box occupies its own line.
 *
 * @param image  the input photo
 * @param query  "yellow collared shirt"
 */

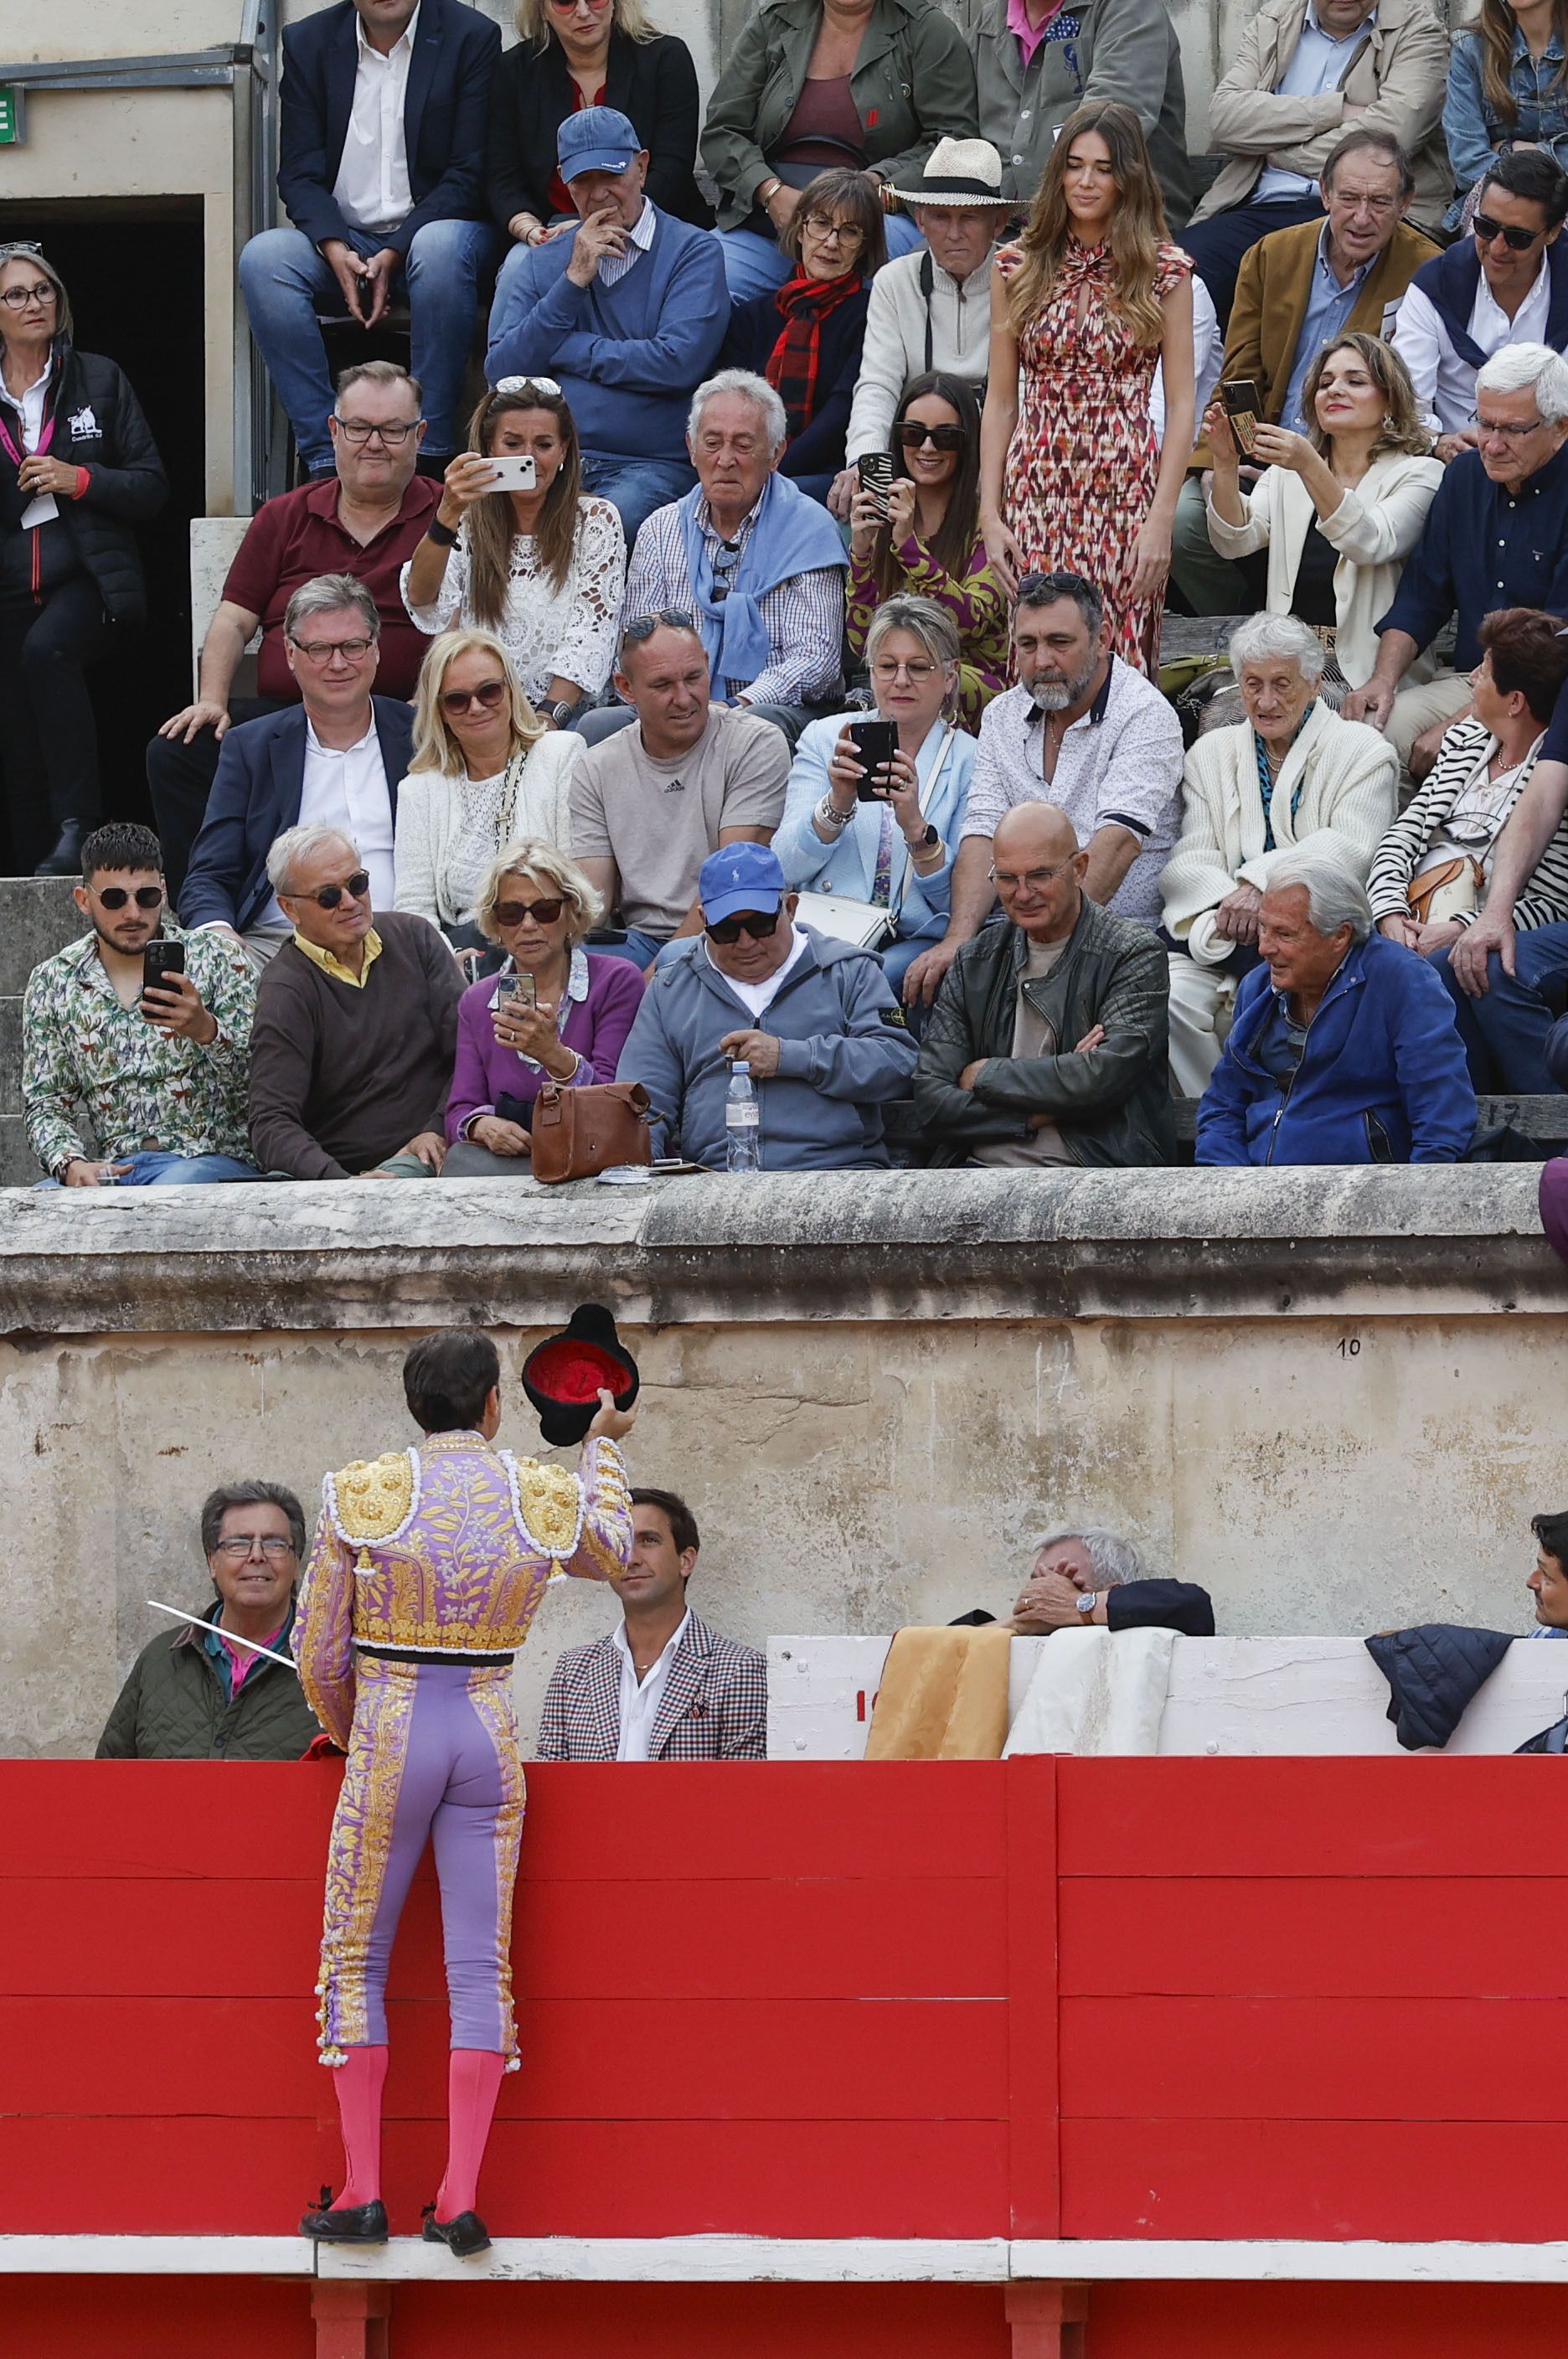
xmin=292 ymin=928 xmax=383 ymax=989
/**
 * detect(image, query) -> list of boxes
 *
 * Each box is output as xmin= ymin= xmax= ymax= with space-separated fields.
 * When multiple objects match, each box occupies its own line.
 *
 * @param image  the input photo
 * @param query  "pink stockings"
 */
xmin=330 ymin=2044 xmax=388 ymax=2210
xmin=329 ymin=2044 xmax=506 ymax=2220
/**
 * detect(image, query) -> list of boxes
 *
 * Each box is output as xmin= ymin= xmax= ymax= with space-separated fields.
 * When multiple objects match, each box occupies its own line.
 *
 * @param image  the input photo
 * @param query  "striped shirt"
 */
xmin=1366 ymin=717 xmax=1568 ymax=933
xmin=624 ymin=496 xmax=844 ymax=710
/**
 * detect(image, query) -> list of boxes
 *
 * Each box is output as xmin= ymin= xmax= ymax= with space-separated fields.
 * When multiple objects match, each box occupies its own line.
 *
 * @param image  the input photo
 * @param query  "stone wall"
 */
xmin=3 ymin=1166 xmax=1563 ymax=1758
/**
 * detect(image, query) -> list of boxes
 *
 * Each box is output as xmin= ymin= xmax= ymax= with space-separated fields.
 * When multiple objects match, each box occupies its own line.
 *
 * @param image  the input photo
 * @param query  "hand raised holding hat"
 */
xmin=586 ymin=1386 xmax=639 ymax=1443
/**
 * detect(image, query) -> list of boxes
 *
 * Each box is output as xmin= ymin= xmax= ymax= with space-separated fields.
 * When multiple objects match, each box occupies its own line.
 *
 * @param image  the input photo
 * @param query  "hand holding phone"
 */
xmin=483 ymin=454 xmax=538 ymax=494
xmin=856 ymin=452 xmax=893 ymax=519
xmin=1220 ymin=379 xmax=1264 ymax=459
xmin=848 ymin=717 xmax=900 ymax=798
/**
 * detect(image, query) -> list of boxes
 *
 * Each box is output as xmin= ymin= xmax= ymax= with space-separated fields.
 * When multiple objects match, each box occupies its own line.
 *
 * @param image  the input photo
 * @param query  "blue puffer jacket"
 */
xmin=1196 ymin=932 xmax=1477 ymax=1166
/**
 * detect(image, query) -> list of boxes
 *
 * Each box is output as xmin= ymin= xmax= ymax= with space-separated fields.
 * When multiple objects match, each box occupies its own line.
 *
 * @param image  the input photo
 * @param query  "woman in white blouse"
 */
xmin=401 ymin=377 xmax=625 ymax=729
xmin=395 ymin=628 xmax=583 ymax=942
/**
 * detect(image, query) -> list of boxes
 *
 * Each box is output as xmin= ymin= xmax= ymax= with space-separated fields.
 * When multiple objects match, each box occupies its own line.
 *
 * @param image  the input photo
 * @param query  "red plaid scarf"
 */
xmin=764 ymin=269 xmax=862 ymax=443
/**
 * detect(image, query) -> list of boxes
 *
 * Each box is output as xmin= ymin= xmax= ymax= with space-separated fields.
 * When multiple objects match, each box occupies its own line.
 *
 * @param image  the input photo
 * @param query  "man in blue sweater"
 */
xmin=486 ymin=107 xmax=728 ymax=543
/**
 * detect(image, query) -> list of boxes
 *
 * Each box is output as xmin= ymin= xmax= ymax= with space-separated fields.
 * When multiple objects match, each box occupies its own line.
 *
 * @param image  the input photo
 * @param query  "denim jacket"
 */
xmin=1443 ymin=27 xmax=1568 ymax=228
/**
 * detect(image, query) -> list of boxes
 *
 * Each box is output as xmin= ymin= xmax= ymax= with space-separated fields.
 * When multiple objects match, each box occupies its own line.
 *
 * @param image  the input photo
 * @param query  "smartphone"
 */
xmin=856 ymin=451 xmax=893 ymax=516
xmin=848 ymin=717 xmax=900 ymax=798
xmin=142 ymin=941 xmax=185 ymax=1002
xmin=500 ymin=970 xmax=536 ymax=1011
xmin=1220 ymin=379 xmax=1264 ymax=457
xmin=485 ymin=454 xmax=537 ymax=493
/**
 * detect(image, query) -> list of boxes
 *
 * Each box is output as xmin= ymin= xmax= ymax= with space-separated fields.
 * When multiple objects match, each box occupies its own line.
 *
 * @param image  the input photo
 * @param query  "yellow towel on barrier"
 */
xmin=863 ymin=1624 xmax=1013 ymax=1760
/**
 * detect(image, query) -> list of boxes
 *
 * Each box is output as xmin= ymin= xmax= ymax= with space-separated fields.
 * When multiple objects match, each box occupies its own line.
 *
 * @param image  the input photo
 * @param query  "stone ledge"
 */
xmin=0 ymin=1166 xmax=1560 ymax=1334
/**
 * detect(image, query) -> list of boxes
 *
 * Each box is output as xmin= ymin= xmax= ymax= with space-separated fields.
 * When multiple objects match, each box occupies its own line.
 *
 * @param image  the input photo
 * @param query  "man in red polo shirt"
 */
xmin=147 ymin=359 xmax=439 ymax=904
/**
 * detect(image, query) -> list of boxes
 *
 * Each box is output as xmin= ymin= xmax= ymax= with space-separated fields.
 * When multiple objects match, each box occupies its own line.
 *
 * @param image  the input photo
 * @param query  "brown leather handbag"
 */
xmin=529 ymin=1079 xmax=653 ymax=1184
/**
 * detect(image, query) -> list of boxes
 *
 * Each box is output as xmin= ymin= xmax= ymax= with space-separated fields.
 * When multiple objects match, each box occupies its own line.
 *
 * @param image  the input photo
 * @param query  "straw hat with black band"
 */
xmin=889 ymin=138 xmax=1015 ymax=212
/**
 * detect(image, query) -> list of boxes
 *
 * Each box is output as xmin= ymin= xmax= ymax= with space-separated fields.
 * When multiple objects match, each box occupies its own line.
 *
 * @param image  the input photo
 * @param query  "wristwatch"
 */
xmin=1075 ymin=1590 xmax=1098 ymax=1617
xmin=909 ymin=823 xmax=941 ymax=850
xmin=544 ymin=700 xmax=578 ymax=729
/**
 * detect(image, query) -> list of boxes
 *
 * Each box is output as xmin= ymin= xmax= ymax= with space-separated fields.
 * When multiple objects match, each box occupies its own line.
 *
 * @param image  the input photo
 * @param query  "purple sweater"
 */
xmin=446 ymin=949 xmax=647 ymax=1140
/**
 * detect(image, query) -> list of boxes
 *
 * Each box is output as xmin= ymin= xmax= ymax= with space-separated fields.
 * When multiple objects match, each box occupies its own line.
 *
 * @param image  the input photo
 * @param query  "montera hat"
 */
xmin=522 ymin=1302 xmax=639 ymax=1447
xmin=890 ymin=138 xmax=1012 ymax=210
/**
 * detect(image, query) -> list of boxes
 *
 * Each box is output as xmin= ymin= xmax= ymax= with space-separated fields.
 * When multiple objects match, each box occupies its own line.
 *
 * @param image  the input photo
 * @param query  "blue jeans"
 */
xmin=580 ymin=452 xmax=697 ymax=547
xmin=37 ymin=1150 xmax=262 ymax=1188
xmin=239 ymin=219 xmax=498 ymax=472
xmin=1430 ymin=923 xmax=1568 ymax=1095
xmin=594 ymin=927 xmax=667 ymax=969
xmin=716 ymin=213 xmax=924 ymax=302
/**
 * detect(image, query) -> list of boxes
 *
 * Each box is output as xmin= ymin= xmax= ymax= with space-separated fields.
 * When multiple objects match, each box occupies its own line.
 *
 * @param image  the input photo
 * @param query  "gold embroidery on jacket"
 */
xmin=333 ymin=1452 xmax=416 ymax=1544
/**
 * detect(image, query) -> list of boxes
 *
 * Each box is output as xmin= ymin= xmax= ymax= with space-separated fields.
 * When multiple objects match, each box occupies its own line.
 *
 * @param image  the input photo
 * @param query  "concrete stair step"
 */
xmin=0 ymin=1113 xmax=41 ymax=1187
xmin=0 ymin=877 xmax=83 ymax=1001
xmin=0 ymin=997 xmax=18 ymax=1111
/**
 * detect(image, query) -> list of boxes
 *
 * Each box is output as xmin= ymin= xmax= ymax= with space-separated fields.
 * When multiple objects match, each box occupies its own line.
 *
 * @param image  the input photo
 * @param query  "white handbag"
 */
xmin=793 ymin=724 xmax=959 ymax=951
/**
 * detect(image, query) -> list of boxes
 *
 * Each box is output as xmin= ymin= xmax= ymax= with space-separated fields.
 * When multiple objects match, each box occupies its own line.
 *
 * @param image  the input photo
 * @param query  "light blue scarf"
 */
xmin=678 ymin=471 xmax=847 ymax=691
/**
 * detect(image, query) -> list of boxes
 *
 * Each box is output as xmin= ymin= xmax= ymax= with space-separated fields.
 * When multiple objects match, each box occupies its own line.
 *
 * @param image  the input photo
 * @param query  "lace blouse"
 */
xmin=401 ymin=495 xmax=627 ymax=701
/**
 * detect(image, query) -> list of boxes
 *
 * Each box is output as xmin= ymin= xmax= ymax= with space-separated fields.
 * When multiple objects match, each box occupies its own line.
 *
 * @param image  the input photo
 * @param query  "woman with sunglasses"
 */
xmin=403 ymin=380 xmax=624 ymax=730
xmin=846 ymin=371 xmax=1003 ymax=730
xmin=443 ymin=835 xmax=646 ymax=1173
xmin=720 ymin=168 xmax=885 ymax=499
xmin=396 ymin=631 xmax=584 ymax=954
xmin=486 ymin=0 xmax=709 ymax=294
xmin=0 ymin=242 xmax=167 ymax=876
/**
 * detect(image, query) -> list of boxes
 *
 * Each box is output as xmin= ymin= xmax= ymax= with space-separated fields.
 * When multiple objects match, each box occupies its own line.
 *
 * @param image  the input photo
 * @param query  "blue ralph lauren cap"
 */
xmin=557 ymin=106 xmax=642 ymax=182
xmin=699 ymin=841 xmax=786 ymax=926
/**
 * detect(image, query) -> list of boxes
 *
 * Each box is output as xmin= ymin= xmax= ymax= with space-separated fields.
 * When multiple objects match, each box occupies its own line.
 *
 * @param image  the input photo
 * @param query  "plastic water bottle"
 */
xmin=725 ymin=1060 xmax=762 ymax=1174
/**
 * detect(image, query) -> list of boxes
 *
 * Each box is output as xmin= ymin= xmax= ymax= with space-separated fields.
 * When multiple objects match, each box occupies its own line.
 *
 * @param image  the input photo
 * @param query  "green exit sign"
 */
xmin=0 ymin=86 xmax=24 ymax=147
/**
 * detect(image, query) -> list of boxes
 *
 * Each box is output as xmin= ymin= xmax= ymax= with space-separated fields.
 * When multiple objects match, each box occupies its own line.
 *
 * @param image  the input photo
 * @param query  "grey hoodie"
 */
xmin=615 ymin=924 xmax=919 ymax=1170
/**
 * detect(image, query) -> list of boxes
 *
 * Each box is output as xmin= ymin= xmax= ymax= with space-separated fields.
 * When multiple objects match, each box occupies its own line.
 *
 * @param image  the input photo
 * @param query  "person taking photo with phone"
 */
xmin=23 ymin=822 xmax=260 ymax=1187
xmin=402 ymin=380 xmax=625 ymax=726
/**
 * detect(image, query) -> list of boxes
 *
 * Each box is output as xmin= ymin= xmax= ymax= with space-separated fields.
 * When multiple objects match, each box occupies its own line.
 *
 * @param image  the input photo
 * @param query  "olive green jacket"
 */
xmin=702 ymin=0 xmax=978 ymax=232
xmin=95 ymin=1597 xmax=323 ymax=1762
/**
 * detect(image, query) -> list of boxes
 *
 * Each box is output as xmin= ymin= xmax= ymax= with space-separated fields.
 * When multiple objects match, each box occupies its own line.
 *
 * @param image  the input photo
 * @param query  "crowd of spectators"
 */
xmin=21 ymin=0 xmax=1568 ymax=1180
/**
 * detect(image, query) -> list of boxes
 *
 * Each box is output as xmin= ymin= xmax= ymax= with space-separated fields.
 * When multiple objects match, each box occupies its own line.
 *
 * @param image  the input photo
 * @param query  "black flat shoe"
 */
xmin=34 ymin=819 xmax=84 ymax=876
xmin=421 ymin=2202 xmax=491 ymax=2258
xmin=300 ymin=2191 xmax=389 ymax=2243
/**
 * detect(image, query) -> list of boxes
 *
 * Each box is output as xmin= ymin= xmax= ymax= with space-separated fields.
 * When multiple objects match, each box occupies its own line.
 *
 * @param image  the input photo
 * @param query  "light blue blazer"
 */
xmin=773 ymin=712 xmax=976 ymax=943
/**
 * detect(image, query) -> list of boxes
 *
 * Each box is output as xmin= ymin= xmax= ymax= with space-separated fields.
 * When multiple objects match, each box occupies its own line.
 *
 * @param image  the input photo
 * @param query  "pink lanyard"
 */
xmin=0 ymin=388 xmax=54 ymax=471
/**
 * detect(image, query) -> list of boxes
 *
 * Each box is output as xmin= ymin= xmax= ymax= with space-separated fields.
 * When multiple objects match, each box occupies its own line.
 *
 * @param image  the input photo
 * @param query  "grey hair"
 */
xmin=1474 ymin=341 xmax=1568 ymax=425
xmin=283 ymin=572 xmax=380 ymax=643
xmin=1229 ymin=612 xmax=1326 ymax=684
xmin=688 ymin=369 xmax=788 ymax=457
xmin=864 ymin=592 xmax=962 ymax=674
xmin=200 ymin=1479 xmax=307 ymax=1562
xmin=266 ymin=822 xmax=358 ymax=894
xmin=0 ymin=242 xmax=74 ymax=341
xmin=1038 ymin=1525 xmax=1148 ymax=1587
xmin=1262 ymin=849 xmax=1375 ymax=943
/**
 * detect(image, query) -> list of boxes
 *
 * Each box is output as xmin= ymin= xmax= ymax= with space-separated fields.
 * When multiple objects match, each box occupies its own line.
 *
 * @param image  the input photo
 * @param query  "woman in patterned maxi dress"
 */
xmin=978 ymin=101 xmax=1194 ymax=675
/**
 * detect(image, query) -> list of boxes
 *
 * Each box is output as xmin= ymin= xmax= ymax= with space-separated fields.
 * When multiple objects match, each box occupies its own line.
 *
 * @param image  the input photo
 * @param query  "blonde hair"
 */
xmin=1007 ymin=101 xmax=1168 ymax=349
xmin=476 ymin=837 xmax=604 ymax=946
xmin=515 ymin=0 xmax=658 ymax=44
xmin=409 ymin=629 xmax=546 ymax=778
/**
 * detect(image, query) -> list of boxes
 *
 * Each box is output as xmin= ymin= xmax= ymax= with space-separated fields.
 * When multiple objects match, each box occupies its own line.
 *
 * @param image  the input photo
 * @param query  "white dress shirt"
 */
xmin=1392 ymin=259 xmax=1554 ymax=434
xmin=332 ymin=5 xmax=418 ymax=240
xmin=1256 ymin=6 xmax=1379 ymax=202
xmin=258 ymin=715 xmax=397 ymax=928
xmin=613 ymin=1608 xmax=692 ymax=1761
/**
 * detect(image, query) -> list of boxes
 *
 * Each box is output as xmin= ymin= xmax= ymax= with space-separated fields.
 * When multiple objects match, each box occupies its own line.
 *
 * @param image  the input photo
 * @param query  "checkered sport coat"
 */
xmin=535 ymin=1613 xmax=768 ymax=1761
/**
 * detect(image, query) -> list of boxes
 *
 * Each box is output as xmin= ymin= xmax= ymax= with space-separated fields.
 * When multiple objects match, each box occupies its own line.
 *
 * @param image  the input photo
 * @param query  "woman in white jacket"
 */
xmin=1204 ymin=333 xmax=1443 ymax=700
xmin=1161 ymin=613 xmax=1399 ymax=1095
xmin=395 ymin=628 xmax=581 ymax=948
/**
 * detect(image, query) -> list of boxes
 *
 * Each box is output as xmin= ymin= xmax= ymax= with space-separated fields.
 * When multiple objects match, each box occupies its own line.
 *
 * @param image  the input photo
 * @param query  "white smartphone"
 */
xmin=484 ymin=454 xmax=537 ymax=493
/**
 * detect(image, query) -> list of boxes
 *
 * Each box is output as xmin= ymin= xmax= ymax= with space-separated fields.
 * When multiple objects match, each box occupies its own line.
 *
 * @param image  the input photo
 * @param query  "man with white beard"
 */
xmin=899 ymin=570 xmax=1184 ymax=1009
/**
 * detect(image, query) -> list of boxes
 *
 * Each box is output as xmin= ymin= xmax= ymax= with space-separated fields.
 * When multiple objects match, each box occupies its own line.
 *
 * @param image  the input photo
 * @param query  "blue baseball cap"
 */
xmin=699 ymin=841 xmax=786 ymax=926
xmin=558 ymin=106 xmax=642 ymax=182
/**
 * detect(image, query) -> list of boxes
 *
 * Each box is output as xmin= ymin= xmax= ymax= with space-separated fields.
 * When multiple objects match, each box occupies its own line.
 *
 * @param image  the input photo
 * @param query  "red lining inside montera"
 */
xmin=528 ymin=1340 xmax=629 ymax=1403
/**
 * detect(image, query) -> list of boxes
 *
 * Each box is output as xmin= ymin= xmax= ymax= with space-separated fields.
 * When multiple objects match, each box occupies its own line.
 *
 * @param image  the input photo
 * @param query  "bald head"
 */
xmin=991 ymin=801 xmax=1088 ymax=944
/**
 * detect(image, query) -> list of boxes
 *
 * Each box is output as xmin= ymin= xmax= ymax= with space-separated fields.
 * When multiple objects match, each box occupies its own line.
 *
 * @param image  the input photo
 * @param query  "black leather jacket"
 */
xmin=913 ymin=896 xmax=1174 ymax=1168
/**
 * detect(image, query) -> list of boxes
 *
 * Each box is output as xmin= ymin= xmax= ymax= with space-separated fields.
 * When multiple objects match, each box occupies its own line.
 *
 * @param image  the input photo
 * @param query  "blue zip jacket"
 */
xmin=1195 ymin=931 xmax=1477 ymax=1166
xmin=615 ymin=922 xmax=918 ymax=1169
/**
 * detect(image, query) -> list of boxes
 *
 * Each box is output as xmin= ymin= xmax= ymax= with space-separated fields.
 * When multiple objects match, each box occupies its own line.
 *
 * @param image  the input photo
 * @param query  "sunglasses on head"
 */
xmin=290 ymin=870 xmax=371 ymax=911
xmin=1474 ymin=210 xmax=1542 ymax=251
xmin=441 ymin=678 xmax=508 ymax=716
xmin=895 ymin=421 xmax=967 ymax=451
xmin=494 ymin=897 xmax=565 ymax=926
xmin=92 ymin=885 xmax=163 ymax=911
xmin=704 ymin=908 xmax=780 ymax=945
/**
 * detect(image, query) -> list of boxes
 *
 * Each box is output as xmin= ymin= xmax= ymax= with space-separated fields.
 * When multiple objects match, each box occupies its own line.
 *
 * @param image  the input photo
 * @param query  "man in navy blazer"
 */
xmin=239 ymin=0 xmax=500 ymax=477
xmin=181 ymin=574 xmax=414 ymax=958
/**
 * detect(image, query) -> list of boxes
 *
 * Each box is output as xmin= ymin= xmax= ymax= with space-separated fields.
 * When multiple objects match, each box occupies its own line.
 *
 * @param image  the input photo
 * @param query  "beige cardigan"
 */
xmin=1161 ymin=702 xmax=1398 ymax=966
xmin=1204 ymin=450 xmax=1446 ymax=691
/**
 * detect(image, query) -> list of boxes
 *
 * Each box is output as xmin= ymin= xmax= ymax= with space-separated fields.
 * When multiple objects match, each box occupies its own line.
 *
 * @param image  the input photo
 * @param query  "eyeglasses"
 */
xmin=989 ymin=860 xmax=1077 ymax=890
xmin=0 ymin=281 xmax=58 ymax=311
xmin=802 ymin=216 xmax=864 ymax=247
xmin=622 ymin=608 xmax=698 ymax=644
xmin=705 ymin=909 xmax=780 ymax=944
xmin=441 ymin=678 xmax=508 ymax=716
xmin=1329 ymin=189 xmax=1400 ymax=219
xmin=548 ymin=0 xmax=612 ymax=12
xmin=1473 ymin=410 xmax=1547 ymax=439
xmin=894 ymin=421 xmax=966 ymax=451
xmin=493 ymin=374 xmax=561 ymax=399
xmin=1473 ymin=211 xmax=1543 ymax=252
xmin=92 ymin=885 xmax=164 ymax=911
xmin=284 ymin=870 xmax=371 ymax=910
xmin=287 ymin=634 xmax=375 ymax=664
xmin=333 ymin=416 xmax=423 ymax=445
xmin=1016 ymin=568 xmax=1098 ymax=608
xmin=870 ymin=656 xmax=938 ymax=681
xmin=214 ymin=1534 xmax=297 ymax=1559
xmin=494 ymin=896 xmax=565 ymax=926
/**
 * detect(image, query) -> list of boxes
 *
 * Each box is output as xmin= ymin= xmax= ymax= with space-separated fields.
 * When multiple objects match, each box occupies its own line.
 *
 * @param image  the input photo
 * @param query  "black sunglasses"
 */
xmin=494 ymin=896 xmax=565 ymax=926
xmin=93 ymin=885 xmax=163 ymax=911
xmin=289 ymin=869 xmax=371 ymax=910
xmin=704 ymin=908 xmax=780 ymax=945
xmin=621 ymin=607 xmax=698 ymax=644
xmin=1473 ymin=210 xmax=1542 ymax=251
xmin=894 ymin=421 xmax=967 ymax=451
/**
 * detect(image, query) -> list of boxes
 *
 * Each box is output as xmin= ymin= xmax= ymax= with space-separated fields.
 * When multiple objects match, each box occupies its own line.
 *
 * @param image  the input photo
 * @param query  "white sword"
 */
xmin=146 ymin=1598 xmax=297 ymax=1670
